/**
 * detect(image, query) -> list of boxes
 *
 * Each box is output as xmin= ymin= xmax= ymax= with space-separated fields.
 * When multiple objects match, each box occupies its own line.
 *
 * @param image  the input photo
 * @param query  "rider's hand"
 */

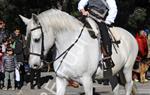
xmin=80 ymin=9 xmax=89 ymax=16
xmin=105 ymin=20 xmax=111 ymax=25
xmin=82 ymin=11 xmax=89 ymax=16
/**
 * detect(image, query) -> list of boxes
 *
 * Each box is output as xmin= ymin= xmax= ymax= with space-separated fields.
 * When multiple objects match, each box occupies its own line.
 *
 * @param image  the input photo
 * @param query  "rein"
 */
xmin=55 ymin=23 xmax=86 ymax=73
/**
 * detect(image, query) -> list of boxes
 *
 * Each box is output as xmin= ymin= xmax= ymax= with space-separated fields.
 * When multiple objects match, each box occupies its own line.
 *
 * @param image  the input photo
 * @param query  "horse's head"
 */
xmin=20 ymin=14 xmax=55 ymax=69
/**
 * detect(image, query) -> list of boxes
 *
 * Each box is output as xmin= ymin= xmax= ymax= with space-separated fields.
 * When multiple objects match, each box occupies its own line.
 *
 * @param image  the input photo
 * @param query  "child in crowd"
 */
xmin=2 ymin=47 xmax=17 ymax=90
xmin=0 ymin=46 xmax=4 ymax=89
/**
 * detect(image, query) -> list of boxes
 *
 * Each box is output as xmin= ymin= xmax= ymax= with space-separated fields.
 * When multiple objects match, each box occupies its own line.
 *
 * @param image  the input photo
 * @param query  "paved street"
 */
xmin=0 ymin=72 xmax=150 ymax=95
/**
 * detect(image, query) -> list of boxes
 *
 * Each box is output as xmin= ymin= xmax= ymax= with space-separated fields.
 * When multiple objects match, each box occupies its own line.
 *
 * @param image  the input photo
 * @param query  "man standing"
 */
xmin=11 ymin=27 xmax=26 ymax=88
xmin=0 ymin=19 xmax=9 ymax=45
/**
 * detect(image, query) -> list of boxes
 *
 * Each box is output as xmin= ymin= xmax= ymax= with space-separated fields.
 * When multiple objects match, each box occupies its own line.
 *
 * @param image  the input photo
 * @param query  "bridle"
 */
xmin=30 ymin=23 xmax=45 ymax=62
xmin=29 ymin=22 xmax=86 ymax=71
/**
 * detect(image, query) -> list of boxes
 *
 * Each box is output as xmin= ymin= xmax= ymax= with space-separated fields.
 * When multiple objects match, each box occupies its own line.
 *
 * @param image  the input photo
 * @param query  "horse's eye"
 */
xmin=34 ymin=38 xmax=40 ymax=42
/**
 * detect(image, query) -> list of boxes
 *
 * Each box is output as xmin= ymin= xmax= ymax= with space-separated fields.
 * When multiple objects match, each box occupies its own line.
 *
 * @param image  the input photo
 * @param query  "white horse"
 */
xmin=20 ymin=9 xmax=138 ymax=95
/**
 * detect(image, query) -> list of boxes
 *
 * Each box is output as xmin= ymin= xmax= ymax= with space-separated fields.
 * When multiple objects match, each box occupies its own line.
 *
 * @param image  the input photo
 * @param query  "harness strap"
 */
xmin=108 ymin=27 xmax=120 ymax=47
xmin=55 ymin=23 xmax=86 ymax=74
xmin=30 ymin=52 xmax=41 ymax=57
xmin=107 ymin=27 xmax=121 ymax=54
xmin=40 ymin=23 xmax=45 ymax=59
xmin=30 ymin=26 xmax=42 ymax=31
xmin=89 ymin=14 xmax=103 ymax=23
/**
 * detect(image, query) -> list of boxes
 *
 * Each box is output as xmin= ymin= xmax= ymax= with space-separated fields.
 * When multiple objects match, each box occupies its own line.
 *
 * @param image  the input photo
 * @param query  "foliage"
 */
xmin=0 ymin=0 xmax=149 ymax=34
xmin=67 ymin=0 xmax=80 ymax=17
xmin=128 ymin=7 xmax=147 ymax=30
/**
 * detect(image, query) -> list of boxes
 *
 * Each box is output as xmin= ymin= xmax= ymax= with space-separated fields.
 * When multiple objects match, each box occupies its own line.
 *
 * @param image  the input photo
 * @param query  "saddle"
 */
xmin=85 ymin=17 xmax=121 ymax=52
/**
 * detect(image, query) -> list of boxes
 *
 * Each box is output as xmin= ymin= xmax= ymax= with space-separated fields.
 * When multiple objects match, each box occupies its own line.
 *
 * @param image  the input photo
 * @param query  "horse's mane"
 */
xmin=38 ymin=9 xmax=82 ymax=32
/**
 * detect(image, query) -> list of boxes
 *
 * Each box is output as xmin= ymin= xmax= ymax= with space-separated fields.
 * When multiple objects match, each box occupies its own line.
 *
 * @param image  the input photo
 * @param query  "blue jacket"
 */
xmin=2 ymin=54 xmax=17 ymax=72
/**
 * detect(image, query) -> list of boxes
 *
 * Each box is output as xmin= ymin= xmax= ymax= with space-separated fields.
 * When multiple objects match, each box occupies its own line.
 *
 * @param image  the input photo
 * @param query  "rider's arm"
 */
xmin=78 ymin=0 xmax=89 ymax=16
xmin=78 ymin=0 xmax=89 ymax=11
xmin=105 ymin=0 xmax=118 ymax=25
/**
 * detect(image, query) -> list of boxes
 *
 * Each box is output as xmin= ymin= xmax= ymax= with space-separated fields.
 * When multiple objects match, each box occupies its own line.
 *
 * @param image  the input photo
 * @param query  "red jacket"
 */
xmin=135 ymin=33 xmax=148 ymax=59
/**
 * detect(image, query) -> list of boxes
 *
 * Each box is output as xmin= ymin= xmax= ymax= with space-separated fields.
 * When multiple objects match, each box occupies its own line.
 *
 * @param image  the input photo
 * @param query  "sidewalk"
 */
xmin=0 ymin=72 xmax=150 ymax=95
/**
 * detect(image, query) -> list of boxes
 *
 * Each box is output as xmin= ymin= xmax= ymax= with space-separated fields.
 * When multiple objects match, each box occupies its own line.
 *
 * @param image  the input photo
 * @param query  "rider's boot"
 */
xmin=102 ymin=44 xmax=114 ymax=70
xmin=103 ymin=55 xmax=115 ymax=69
xmin=102 ymin=44 xmax=115 ymax=78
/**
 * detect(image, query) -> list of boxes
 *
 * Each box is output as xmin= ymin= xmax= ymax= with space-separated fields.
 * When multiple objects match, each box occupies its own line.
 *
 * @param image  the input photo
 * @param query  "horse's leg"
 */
xmin=124 ymin=64 xmax=135 ymax=95
xmin=80 ymin=76 xmax=93 ymax=95
xmin=109 ymin=75 xmax=119 ymax=95
xmin=30 ymin=69 xmax=35 ymax=89
xmin=123 ymin=58 xmax=135 ymax=95
xmin=36 ymin=69 xmax=41 ymax=89
xmin=56 ymin=76 xmax=67 ymax=95
xmin=113 ymin=84 xmax=120 ymax=95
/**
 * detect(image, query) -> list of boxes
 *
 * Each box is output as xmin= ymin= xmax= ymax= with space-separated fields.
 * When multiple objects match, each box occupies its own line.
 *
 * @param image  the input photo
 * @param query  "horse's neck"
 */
xmin=54 ymin=27 xmax=92 ymax=54
xmin=55 ymin=30 xmax=80 ymax=53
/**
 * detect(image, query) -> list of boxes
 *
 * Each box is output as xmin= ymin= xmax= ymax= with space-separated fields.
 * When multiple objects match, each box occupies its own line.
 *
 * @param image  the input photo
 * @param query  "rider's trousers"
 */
xmin=98 ymin=22 xmax=112 ymax=57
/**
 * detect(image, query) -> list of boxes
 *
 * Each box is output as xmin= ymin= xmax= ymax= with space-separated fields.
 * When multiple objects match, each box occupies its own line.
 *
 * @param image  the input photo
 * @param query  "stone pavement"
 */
xmin=0 ymin=72 xmax=150 ymax=95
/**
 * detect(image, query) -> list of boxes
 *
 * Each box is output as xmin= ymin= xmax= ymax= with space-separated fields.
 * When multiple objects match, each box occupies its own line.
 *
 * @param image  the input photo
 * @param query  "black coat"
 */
xmin=13 ymin=35 xmax=25 ymax=62
xmin=0 ymin=29 xmax=9 ymax=44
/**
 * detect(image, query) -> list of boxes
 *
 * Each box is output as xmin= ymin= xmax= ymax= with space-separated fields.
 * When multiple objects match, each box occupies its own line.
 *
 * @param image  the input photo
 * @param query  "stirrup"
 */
xmin=103 ymin=56 xmax=114 ymax=69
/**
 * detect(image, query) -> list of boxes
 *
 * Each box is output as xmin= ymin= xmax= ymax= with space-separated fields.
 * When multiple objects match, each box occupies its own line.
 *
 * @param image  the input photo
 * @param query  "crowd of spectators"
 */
xmin=0 ymin=18 xmax=30 ymax=90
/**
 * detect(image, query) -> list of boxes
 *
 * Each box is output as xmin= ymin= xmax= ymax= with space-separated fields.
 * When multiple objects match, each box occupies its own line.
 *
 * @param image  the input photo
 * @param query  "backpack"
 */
xmin=88 ymin=0 xmax=109 ymax=18
xmin=24 ymin=63 xmax=30 ymax=73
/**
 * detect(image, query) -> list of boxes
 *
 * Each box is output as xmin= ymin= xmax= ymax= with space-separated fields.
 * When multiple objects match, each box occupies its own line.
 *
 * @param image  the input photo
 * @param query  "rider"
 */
xmin=78 ymin=0 xmax=118 ymax=70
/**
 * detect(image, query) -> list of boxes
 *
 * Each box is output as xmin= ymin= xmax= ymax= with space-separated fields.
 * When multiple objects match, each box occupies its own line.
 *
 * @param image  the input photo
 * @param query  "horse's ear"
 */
xmin=19 ymin=15 xmax=30 ymax=25
xmin=32 ymin=13 xmax=39 ymax=25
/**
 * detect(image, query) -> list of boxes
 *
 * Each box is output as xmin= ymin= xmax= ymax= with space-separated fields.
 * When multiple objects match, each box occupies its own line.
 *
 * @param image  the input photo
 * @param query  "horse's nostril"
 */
xmin=34 ymin=64 xmax=38 ymax=67
xmin=34 ymin=38 xmax=40 ymax=42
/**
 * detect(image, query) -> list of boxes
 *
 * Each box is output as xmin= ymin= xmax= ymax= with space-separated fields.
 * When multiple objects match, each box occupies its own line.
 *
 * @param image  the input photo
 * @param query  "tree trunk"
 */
xmin=57 ymin=0 xmax=63 ymax=10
